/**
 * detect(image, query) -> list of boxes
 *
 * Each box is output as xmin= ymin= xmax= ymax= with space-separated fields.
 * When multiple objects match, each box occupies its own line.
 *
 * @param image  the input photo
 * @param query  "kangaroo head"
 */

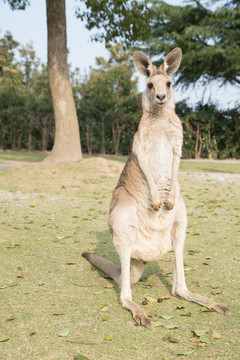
xmin=133 ymin=48 xmax=182 ymax=109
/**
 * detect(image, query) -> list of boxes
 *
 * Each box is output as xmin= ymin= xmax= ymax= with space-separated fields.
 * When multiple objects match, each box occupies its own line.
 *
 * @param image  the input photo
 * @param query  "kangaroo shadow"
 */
xmin=92 ymin=229 xmax=173 ymax=298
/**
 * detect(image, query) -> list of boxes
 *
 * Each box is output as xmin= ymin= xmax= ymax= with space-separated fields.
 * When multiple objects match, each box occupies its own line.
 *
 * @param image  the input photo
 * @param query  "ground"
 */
xmin=0 ymin=154 xmax=239 ymax=360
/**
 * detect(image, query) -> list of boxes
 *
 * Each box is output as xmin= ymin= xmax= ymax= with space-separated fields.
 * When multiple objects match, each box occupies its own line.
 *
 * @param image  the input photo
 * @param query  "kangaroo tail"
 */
xmin=82 ymin=252 xmax=121 ymax=284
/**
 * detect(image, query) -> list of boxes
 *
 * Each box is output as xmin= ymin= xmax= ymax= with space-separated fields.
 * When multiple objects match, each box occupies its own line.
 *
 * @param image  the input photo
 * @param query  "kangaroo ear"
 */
xmin=162 ymin=48 xmax=182 ymax=76
xmin=133 ymin=51 xmax=156 ymax=77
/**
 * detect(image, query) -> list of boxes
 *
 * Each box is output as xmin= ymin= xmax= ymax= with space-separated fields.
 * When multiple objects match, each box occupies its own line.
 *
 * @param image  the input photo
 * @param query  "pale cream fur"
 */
xmin=82 ymin=48 xmax=231 ymax=328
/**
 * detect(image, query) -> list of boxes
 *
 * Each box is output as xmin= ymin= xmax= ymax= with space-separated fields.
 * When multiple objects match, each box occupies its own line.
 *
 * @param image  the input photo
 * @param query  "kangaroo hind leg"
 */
xmin=172 ymin=220 xmax=231 ymax=315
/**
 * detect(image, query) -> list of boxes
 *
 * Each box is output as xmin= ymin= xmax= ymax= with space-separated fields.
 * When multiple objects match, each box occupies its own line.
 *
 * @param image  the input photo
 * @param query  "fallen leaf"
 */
xmin=188 ymin=249 xmax=201 ymax=255
xmin=99 ymin=303 xmax=107 ymax=309
xmin=189 ymin=337 xmax=200 ymax=343
xmin=5 ymin=315 xmax=15 ymax=322
xmin=17 ymin=274 xmax=24 ymax=278
xmin=159 ymin=315 xmax=172 ymax=320
xmin=163 ymin=324 xmax=179 ymax=329
xmin=197 ymin=343 xmax=207 ymax=347
xmin=158 ymin=271 xmax=167 ymax=276
xmin=30 ymin=203 xmax=37 ymax=207
xmin=57 ymin=328 xmax=70 ymax=337
xmin=192 ymin=329 xmax=208 ymax=337
xmin=0 ymin=338 xmax=9 ymax=342
xmin=53 ymin=312 xmax=64 ymax=316
xmin=101 ymin=316 xmax=109 ymax=321
xmin=199 ymin=335 xmax=209 ymax=343
xmin=162 ymin=335 xmax=179 ymax=343
xmin=234 ymin=257 xmax=240 ymax=261
xmin=180 ymin=312 xmax=192 ymax=317
xmin=74 ymin=356 xmax=89 ymax=360
xmin=145 ymin=296 xmax=158 ymax=303
xmin=105 ymin=335 xmax=114 ymax=341
xmin=158 ymin=294 xmax=170 ymax=300
xmin=172 ymin=351 xmax=193 ymax=355
xmin=105 ymin=284 xmax=114 ymax=289
xmin=6 ymin=243 xmax=20 ymax=249
xmin=0 ymin=285 xmax=7 ymax=289
xmin=152 ymin=321 xmax=163 ymax=328
xmin=8 ymin=282 xmax=18 ymax=287
xmin=211 ymin=285 xmax=219 ymax=289
xmin=212 ymin=330 xmax=222 ymax=339
xmin=29 ymin=331 xmax=36 ymax=336
xmin=211 ymin=290 xmax=222 ymax=295
xmin=200 ymin=307 xmax=214 ymax=313
xmin=100 ymin=306 xmax=109 ymax=312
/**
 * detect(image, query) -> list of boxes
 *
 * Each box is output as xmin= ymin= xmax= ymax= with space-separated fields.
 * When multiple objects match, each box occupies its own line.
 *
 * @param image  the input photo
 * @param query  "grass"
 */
xmin=0 ymin=151 xmax=47 ymax=162
xmin=0 ymin=157 xmax=239 ymax=360
xmin=1 ymin=151 xmax=239 ymax=174
xmin=180 ymin=161 xmax=240 ymax=174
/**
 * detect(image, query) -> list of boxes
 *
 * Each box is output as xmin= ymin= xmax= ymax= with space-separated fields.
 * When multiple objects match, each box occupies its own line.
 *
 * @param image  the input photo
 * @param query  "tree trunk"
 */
xmin=85 ymin=124 xmax=92 ymax=155
xmin=195 ymin=123 xmax=202 ymax=159
xmin=207 ymin=121 xmax=213 ymax=159
xmin=112 ymin=118 xmax=120 ymax=156
xmin=11 ymin=128 xmax=16 ymax=150
xmin=28 ymin=131 xmax=32 ymax=151
xmin=17 ymin=131 xmax=22 ymax=150
xmin=42 ymin=125 xmax=48 ymax=151
xmin=0 ymin=124 xmax=4 ymax=150
xmin=101 ymin=117 xmax=105 ymax=154
xmin=233 ymin=110 xmax=240 ymax=154
xmin=45 ymin=0 xmax=83 ymax=163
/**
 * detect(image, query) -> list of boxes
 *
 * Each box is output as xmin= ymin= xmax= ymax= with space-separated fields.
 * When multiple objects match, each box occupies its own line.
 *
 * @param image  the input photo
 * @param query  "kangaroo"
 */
xmin=82 ymin=48 xmax=231 ymax=329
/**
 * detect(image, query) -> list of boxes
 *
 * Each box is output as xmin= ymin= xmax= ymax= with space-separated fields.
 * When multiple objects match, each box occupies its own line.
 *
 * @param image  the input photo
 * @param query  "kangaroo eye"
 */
xmin=166 ymin=81 xmax=171 ymax=88
xmin=147 ymin=83 xmax=153 ymax=89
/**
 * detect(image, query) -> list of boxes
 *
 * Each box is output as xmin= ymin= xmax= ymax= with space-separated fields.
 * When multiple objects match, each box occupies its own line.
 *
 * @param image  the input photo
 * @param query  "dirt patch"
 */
xmin=83 ymin=157 xmax=124 ymax=175
xmin=180 ymin=171 xmax=240 ymax=185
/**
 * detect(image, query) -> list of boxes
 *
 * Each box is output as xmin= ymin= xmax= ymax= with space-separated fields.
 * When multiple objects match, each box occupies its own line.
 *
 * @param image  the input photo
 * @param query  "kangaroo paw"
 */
xmin=133 ymin=310 xmax=151 ymax=329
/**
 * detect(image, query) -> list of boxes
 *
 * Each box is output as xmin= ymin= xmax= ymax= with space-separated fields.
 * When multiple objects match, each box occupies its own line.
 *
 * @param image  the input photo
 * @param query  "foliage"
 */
xmin=144 ymin=0 xmax=240 ymax=86
xmin=177 ymin=101 xmax=240 ymax=159
xmin=77 ymin=44 xmax=142 ymax=155
xmin=0 ymin=32 xmax=239 ymax=158
xmin=0 ymin=32 xmax=54 ymax=151
xmin=75 ymin=0 xmax=151 ymax=45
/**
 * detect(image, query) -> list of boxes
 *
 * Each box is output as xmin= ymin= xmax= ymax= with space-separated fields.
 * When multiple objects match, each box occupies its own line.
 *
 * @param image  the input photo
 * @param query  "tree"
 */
xmin=77 ymin=44 xmax=141 ymax=156
xmin=3 ymin=0 xmax=150 ymax=163
xmin=144 ymin=0 xmax=240 ymax=86
xmin=45 ymin=0 xmax=82 ymax=163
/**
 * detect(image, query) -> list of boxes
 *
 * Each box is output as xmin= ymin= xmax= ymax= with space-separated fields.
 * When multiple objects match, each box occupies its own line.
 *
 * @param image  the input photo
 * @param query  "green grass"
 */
xmin=180 ymin=161 xmax=240 ymax=174
xmin=0 ymin=158 xmax=239 ymax=360
xmin=0 ymin=151 xmax=240 ymax=174
xmin=0 ymin=151 xmax=47 ymax=162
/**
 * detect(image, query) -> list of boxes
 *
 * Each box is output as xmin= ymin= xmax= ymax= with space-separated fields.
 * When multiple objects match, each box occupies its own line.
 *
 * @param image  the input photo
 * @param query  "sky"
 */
xmin=0 ymin=0 xmax=239 ymax=108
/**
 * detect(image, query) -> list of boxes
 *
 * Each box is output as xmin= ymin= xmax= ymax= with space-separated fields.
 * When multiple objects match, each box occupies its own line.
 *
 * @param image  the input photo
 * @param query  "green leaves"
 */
xmin=105 ymin=335 xmax=114 ymax=341
xmin=74 ymin=356 xmax=89 ymax=360
xmin=57 ymin=328 xmax=70 ymax=337
xmin=6 ymin=243 xmax=20 ymax=249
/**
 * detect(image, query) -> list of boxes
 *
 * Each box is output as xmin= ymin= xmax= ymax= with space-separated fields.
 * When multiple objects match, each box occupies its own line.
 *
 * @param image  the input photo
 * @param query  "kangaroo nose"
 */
xmin=156 ymin=94 xmax=166 ymax=101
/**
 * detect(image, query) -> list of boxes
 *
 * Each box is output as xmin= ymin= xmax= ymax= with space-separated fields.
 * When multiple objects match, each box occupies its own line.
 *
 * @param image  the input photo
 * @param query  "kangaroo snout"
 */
xmin=156 ymin=93 xmax=166 ymax=103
